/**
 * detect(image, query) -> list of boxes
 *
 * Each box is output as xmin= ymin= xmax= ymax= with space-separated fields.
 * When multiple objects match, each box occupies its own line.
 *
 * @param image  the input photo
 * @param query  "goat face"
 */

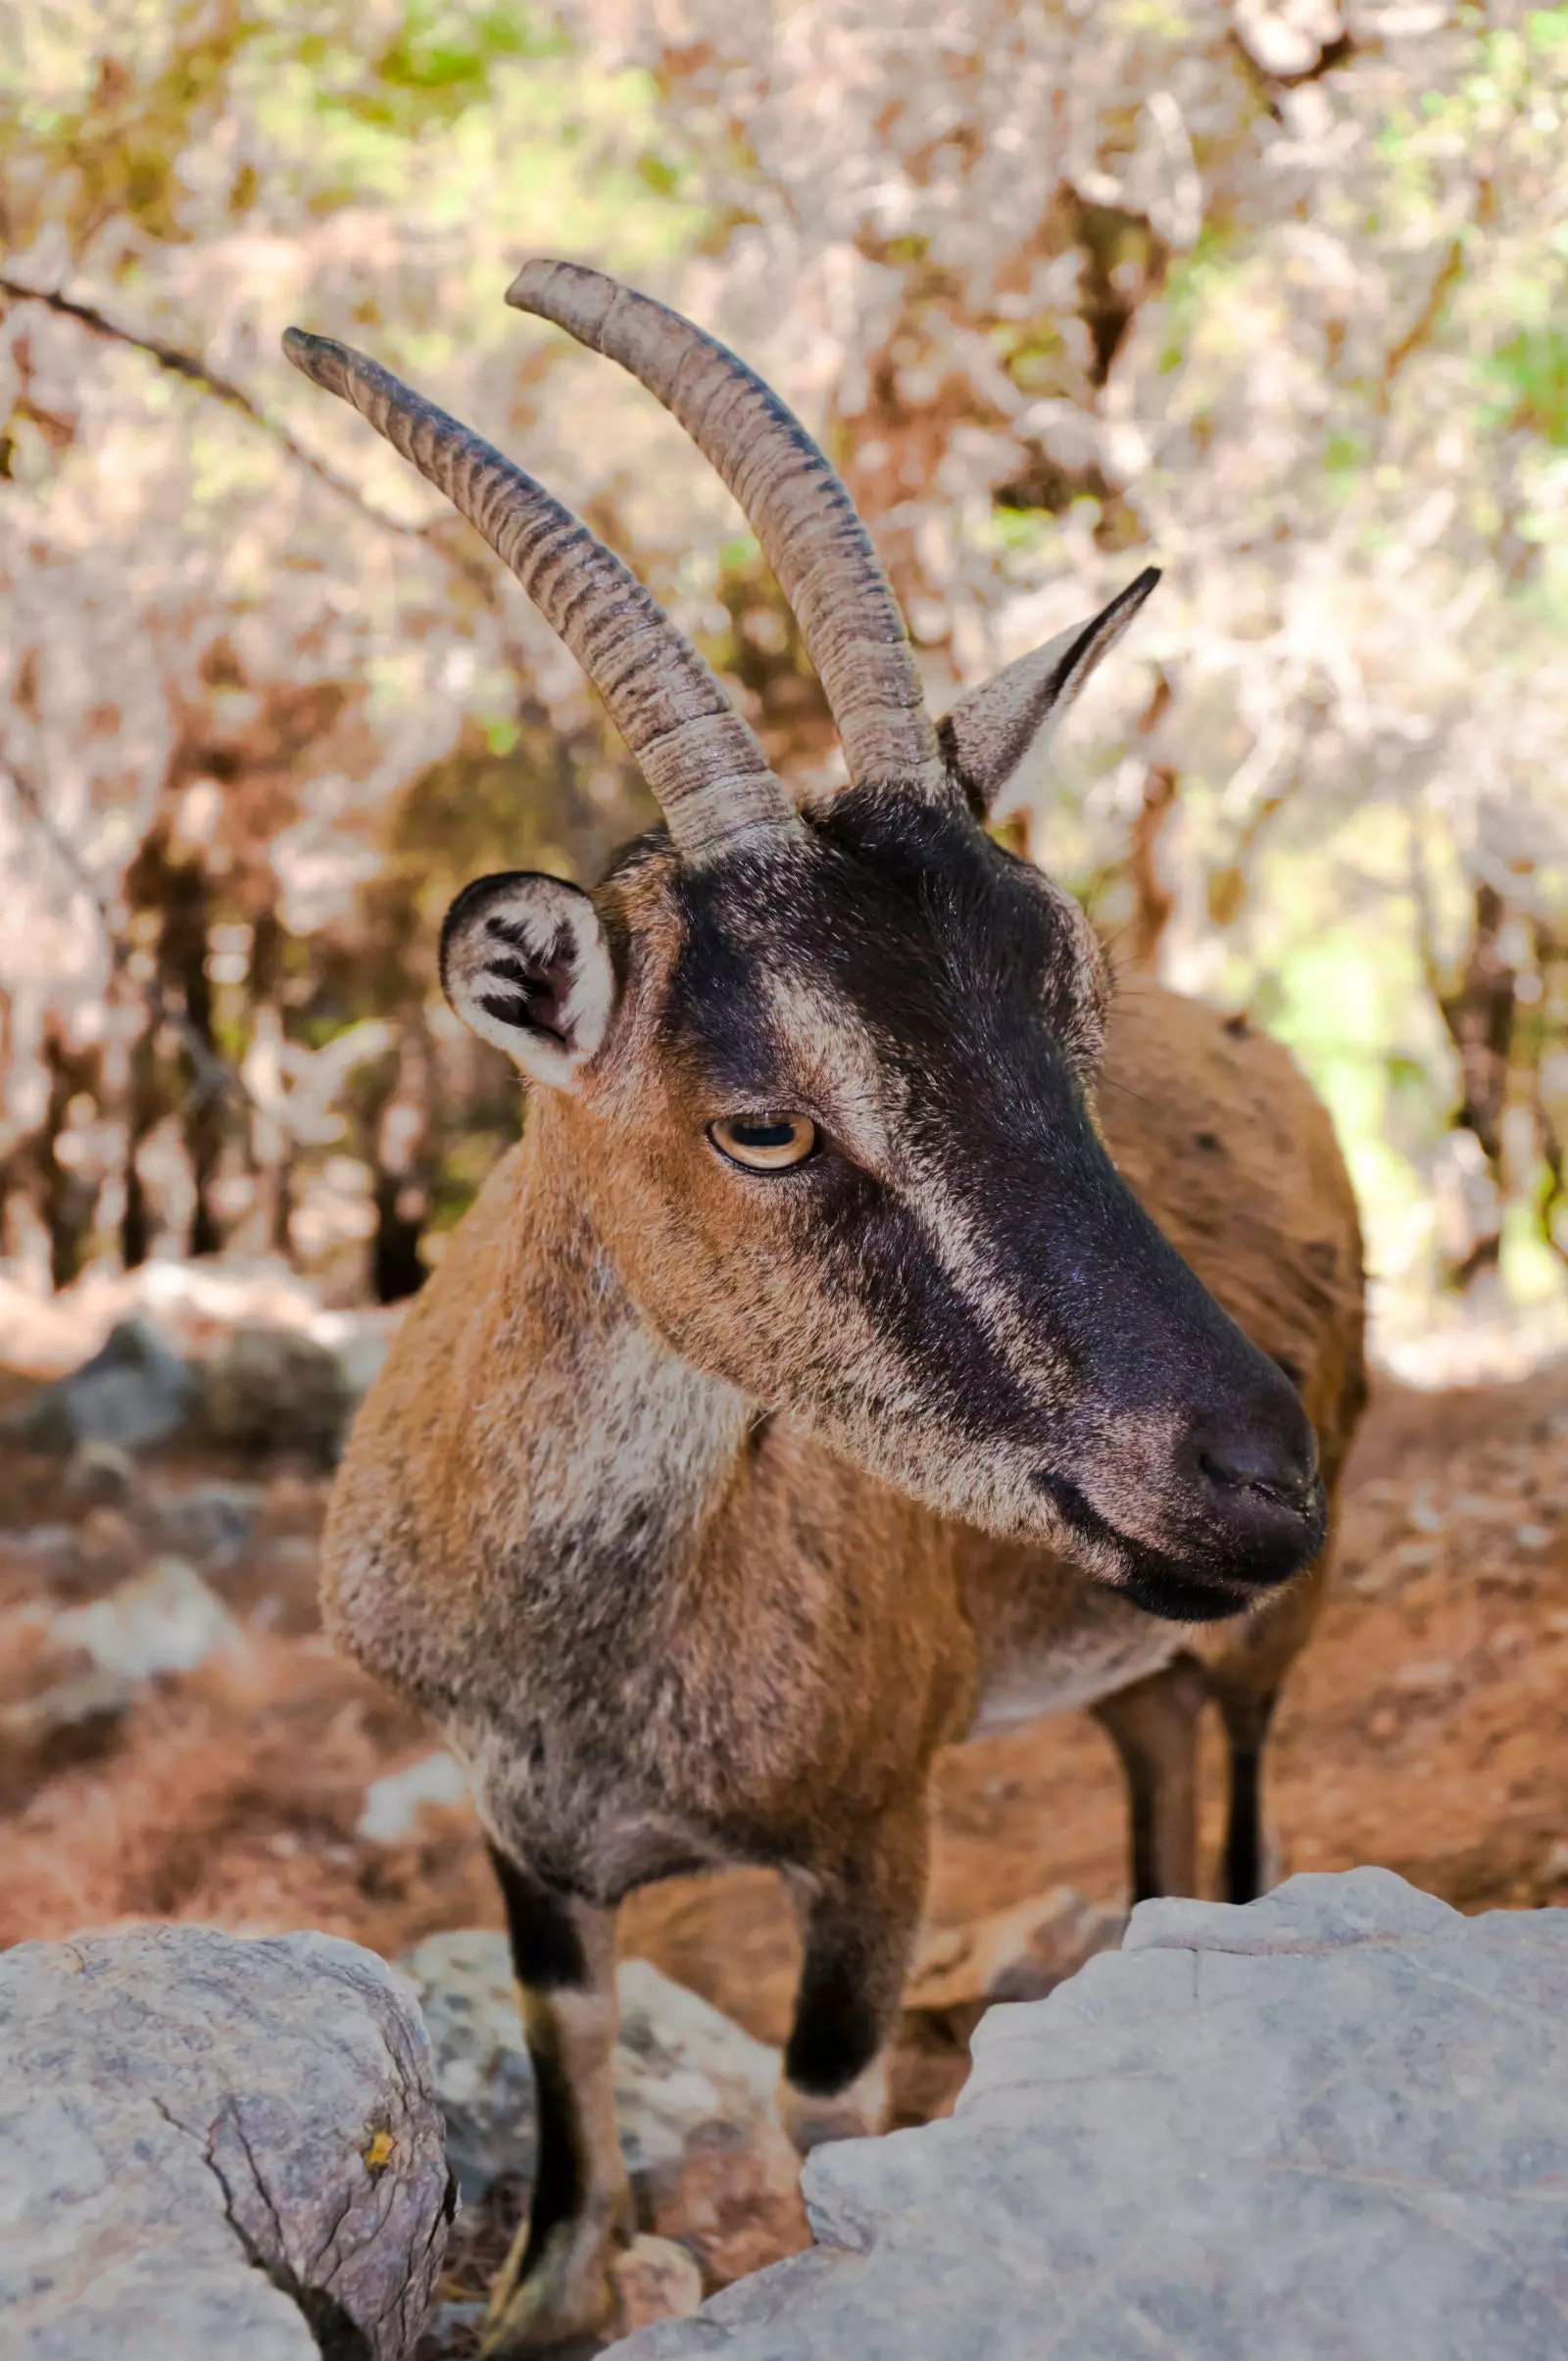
xmin=442 ymin=792 xmax=1324 ymax=1624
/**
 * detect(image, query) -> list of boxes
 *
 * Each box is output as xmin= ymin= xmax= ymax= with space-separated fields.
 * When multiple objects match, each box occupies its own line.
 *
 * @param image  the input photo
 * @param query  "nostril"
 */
xmin=1198 ymin=1449 xmax=1239 ymax=1493
xmin=1197 ymin=1445 xmax=1319 ymax=1519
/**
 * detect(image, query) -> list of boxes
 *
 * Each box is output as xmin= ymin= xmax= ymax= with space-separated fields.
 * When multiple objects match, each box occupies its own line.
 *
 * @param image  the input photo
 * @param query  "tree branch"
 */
xmin=0 ymin=272 xmax=485 ymax=576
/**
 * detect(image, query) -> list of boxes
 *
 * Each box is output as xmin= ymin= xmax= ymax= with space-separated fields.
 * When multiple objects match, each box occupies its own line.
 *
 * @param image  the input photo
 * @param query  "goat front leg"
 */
xmin=779 ymin=1804 xmax=928 ymax=2154
xmin=481 ymin=1845 xmax=632 ymax=2359
xmin=1091 ymin=1651 xmax=1209 ymax=1903
xmin=1212 ymin=1677 xmax=1281 ymax=1903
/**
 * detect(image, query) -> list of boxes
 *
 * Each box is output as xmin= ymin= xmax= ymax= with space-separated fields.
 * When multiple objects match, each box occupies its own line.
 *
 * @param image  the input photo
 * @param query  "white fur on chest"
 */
xmin=967 ymin=1615 xmax=1187 ymax=1737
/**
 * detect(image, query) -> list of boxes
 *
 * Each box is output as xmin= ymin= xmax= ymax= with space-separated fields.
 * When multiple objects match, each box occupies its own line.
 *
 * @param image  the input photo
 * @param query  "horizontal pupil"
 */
xmin=734 ymin=1121 xmax=795 ymax=1147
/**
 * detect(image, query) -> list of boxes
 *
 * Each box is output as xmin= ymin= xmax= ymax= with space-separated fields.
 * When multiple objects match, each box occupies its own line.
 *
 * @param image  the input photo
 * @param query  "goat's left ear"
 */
xmin=938 ymin=566 xmax=1161 ymax=816
xmin=440 ymin=872 xmax=615 ymax=1091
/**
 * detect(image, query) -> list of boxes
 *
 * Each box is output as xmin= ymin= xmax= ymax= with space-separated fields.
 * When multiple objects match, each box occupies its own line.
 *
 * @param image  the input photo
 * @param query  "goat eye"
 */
xmin=709 ymin=1112 xmax=818 ymax=1172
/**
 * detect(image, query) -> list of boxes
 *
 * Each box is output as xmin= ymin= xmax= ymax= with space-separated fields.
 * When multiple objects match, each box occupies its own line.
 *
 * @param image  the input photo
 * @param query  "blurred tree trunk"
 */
xmin=159 ymin=854 xmax=224 ymax=1257
xmin=1440 ymin=880 xmax=1516 ymax=1288
xmin=0 ymin=983 xmax=16 ymax=1260
xmin=1526 ymin=916 xmax=1567 ymax=1273
xmin=1126 ymin=675 xmax=1177 ymax=973
xmin=38 ymin=1020 xmax=99 ymax=1290
xmin=121 ymin=1007 xmax=163 ymax=1269
xmin=247 ymin=907 xmax=297 ymax=1259
xmin=1128 ymin=763 xmax=1178 ymax=971
xmin=370 ymin=1018 xmax=435 ymax=1304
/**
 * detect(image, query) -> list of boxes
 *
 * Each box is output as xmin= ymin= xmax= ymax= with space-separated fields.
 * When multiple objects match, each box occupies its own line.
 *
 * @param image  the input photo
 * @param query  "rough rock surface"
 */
xmin=608 ymin=1869 xmax=1568 ymax=2360
xmin=199 ymin=1322 xmax=351 ymax=1460
xmin=401 ymin=1934 xmax=808 ymax=2285
xmin=1 ymin=1316 xmax=197 ymax=1454
xmin=0 ymin=1923 xmax=453 ymax=2360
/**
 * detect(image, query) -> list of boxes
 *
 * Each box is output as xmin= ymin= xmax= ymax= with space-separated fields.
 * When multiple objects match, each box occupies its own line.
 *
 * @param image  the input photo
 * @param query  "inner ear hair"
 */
xmin=939 ymin=566 xmax=1161 ymax=816
xmin=440 ymin=871 xmax=615 ymax=1091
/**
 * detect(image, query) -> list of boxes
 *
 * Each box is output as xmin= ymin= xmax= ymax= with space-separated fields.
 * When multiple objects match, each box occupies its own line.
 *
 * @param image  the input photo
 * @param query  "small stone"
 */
xmin=1393 ymin=1658 xmax=1458 ymax=1695
xmin=1407 ymin=1484 xmax=1446 ymax=1535
xmin=74 ymin=1505 xmax=142 ymax=1573
xmin=62 ymin=1440 xmax=138 ymax=1507
xmin=0 ymin=1665 xmax=134 ymax=1758
xmin=0 ymin=1315 xmax=198 ymax=1455
xmin=153 ymin=1479 xmax=268 ymax=1563
xmin=609 ymin=2236 xmax=705 ymax=2335
xmin=358 ymin=1750 xmax=471 ymax=1845
xmin=199 ymin=1323 xmax=349 ymax=1461
xmin=53 ymin=1557 xmax=240 ymax=1682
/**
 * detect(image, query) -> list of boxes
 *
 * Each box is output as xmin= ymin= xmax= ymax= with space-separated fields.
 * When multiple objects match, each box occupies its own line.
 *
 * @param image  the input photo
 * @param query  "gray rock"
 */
xmin=400 ymin=1929 xmax=537 ymax=2205
xmin=400 ymin=1934 xmax=807 ymax=2284
xmin=0 ymin=1666 xmax=135 ymax=1756
xmin=359 ymin=1749 xmax=470 ymax=1845
xmin=0 ymin=1923 xmax=452 ymax=2361
xmin=199 ymin=1322 xmax=349 ymax=1460
xmin=52 ymin=1557 xmax=240 ymax=1682
xmin=1 ymin=1316 xmax=197 ymax=1455
xmin=607 ymin=1868 xmax=1568 ymax=2360
xmin=151 ymin=1478 xmax=268 ymax=1563
xmin=61 ymin=1442 xmax=139 ymax=1507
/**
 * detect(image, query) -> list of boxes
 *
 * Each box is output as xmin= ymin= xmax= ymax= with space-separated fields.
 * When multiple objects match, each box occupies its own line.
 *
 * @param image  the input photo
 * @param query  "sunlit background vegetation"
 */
xmin=3 ymin=0 xmax=1566 ymax=1374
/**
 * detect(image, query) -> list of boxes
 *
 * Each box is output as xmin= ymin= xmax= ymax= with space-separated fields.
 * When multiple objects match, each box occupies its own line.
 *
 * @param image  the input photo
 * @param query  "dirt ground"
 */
xmin=3 ymin=1356 xmax=1566 ymax=2327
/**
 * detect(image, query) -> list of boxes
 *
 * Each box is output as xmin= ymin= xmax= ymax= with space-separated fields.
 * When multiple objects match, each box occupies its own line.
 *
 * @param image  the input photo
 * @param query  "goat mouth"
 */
xmin=1030 ymin=1470 xmax=1298 ymax=1625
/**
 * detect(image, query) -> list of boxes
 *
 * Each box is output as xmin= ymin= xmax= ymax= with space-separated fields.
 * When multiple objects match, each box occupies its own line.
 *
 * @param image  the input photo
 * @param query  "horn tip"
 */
xmin=282 ymin=325 xmax=343 ymax=388
xmin=505 ymin=257 xmax=568 ymax=311
xmin=506 ymin=257 xmax=617 ymax=325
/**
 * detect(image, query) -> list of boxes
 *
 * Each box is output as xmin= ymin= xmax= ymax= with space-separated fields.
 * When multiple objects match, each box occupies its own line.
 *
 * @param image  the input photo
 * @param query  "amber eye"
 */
xmin=708 ymin=1112 xmax=818 ymax=1172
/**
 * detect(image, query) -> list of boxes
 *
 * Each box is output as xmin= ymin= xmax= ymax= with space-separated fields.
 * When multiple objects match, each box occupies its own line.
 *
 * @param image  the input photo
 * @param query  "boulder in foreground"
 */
xmin=609 ymin=1867 xmax=1568 ymax=2361
xmin=0 ymin=1923 xmax=452 ymax=2361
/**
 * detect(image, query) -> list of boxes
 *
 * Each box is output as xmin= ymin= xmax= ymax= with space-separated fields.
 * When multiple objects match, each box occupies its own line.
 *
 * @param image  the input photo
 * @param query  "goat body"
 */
xmin=291 ymin=262 xmax=1364 ymax=2355
xmin=323 ymin=949 xmax=1363 ymax=2342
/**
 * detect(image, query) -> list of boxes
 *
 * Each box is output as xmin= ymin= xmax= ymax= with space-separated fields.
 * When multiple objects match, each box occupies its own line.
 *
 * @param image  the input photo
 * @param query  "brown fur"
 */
xmin=288 ymin=274 xmax=1362 ymax=2352
xmin=324 ymin=934 xmax=1363 ymax=2350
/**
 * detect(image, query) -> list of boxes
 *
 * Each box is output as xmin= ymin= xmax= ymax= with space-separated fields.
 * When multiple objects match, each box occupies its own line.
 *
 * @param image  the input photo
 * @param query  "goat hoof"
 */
xmin=778 ymin=2054 xmax=888 ymax=2155
xmin=480 ymin=2219 xmax=619 ymax=2356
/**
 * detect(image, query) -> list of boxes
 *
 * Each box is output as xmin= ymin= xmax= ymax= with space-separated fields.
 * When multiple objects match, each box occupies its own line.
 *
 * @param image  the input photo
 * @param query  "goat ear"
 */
xmin=938 ymin=566 xmax=1161 ymax=816
xmin=440 ymin=872 xmax=615 ymax=1090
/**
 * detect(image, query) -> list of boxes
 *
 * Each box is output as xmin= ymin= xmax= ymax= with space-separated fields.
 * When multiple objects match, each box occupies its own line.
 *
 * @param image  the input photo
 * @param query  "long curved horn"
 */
xmin=281 ymin=329 xmax=795 ymax=864
xmin=506 ymin=260 xmax=945 ymax=802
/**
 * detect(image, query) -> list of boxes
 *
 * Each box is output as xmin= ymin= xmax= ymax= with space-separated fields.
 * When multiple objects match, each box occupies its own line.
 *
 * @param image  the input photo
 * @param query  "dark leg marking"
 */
xmin=488 ymin=1841 xmax=590 ymax=1989
xmin=779 ymin=1810 xmax=929 ymax=2151
xmin=1093 ymin=1653 xmax=1210 ymax=1904
xmin=487 ymin=1845 xmax=592 ymax=2258
xmin=786 ymin=1933 xmax=885 ymax=2097
xmin=1220 ymin=1685 xmax=1280 ymax=1905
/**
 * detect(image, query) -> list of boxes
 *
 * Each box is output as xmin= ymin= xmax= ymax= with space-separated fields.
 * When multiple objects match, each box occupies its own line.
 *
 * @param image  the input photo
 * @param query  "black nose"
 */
xmin=1181 ymin=1404 xmax=1324 ymax=1572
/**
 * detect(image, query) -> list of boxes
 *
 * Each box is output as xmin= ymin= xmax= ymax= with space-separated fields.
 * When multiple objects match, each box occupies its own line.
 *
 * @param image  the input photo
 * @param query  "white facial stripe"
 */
xmin=755 ymin=969 xmax=903 ymax=1167
xmin=749 ymin=969 xmax=1068 ymax=1421
xmin=901 ymin=1157 xmax=1062 ymax=1387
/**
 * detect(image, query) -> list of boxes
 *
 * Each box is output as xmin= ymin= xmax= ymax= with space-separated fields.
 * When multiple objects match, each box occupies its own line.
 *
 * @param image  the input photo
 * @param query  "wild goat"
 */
xmin=286 ymin=260 xmax=1364 ymax=2355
